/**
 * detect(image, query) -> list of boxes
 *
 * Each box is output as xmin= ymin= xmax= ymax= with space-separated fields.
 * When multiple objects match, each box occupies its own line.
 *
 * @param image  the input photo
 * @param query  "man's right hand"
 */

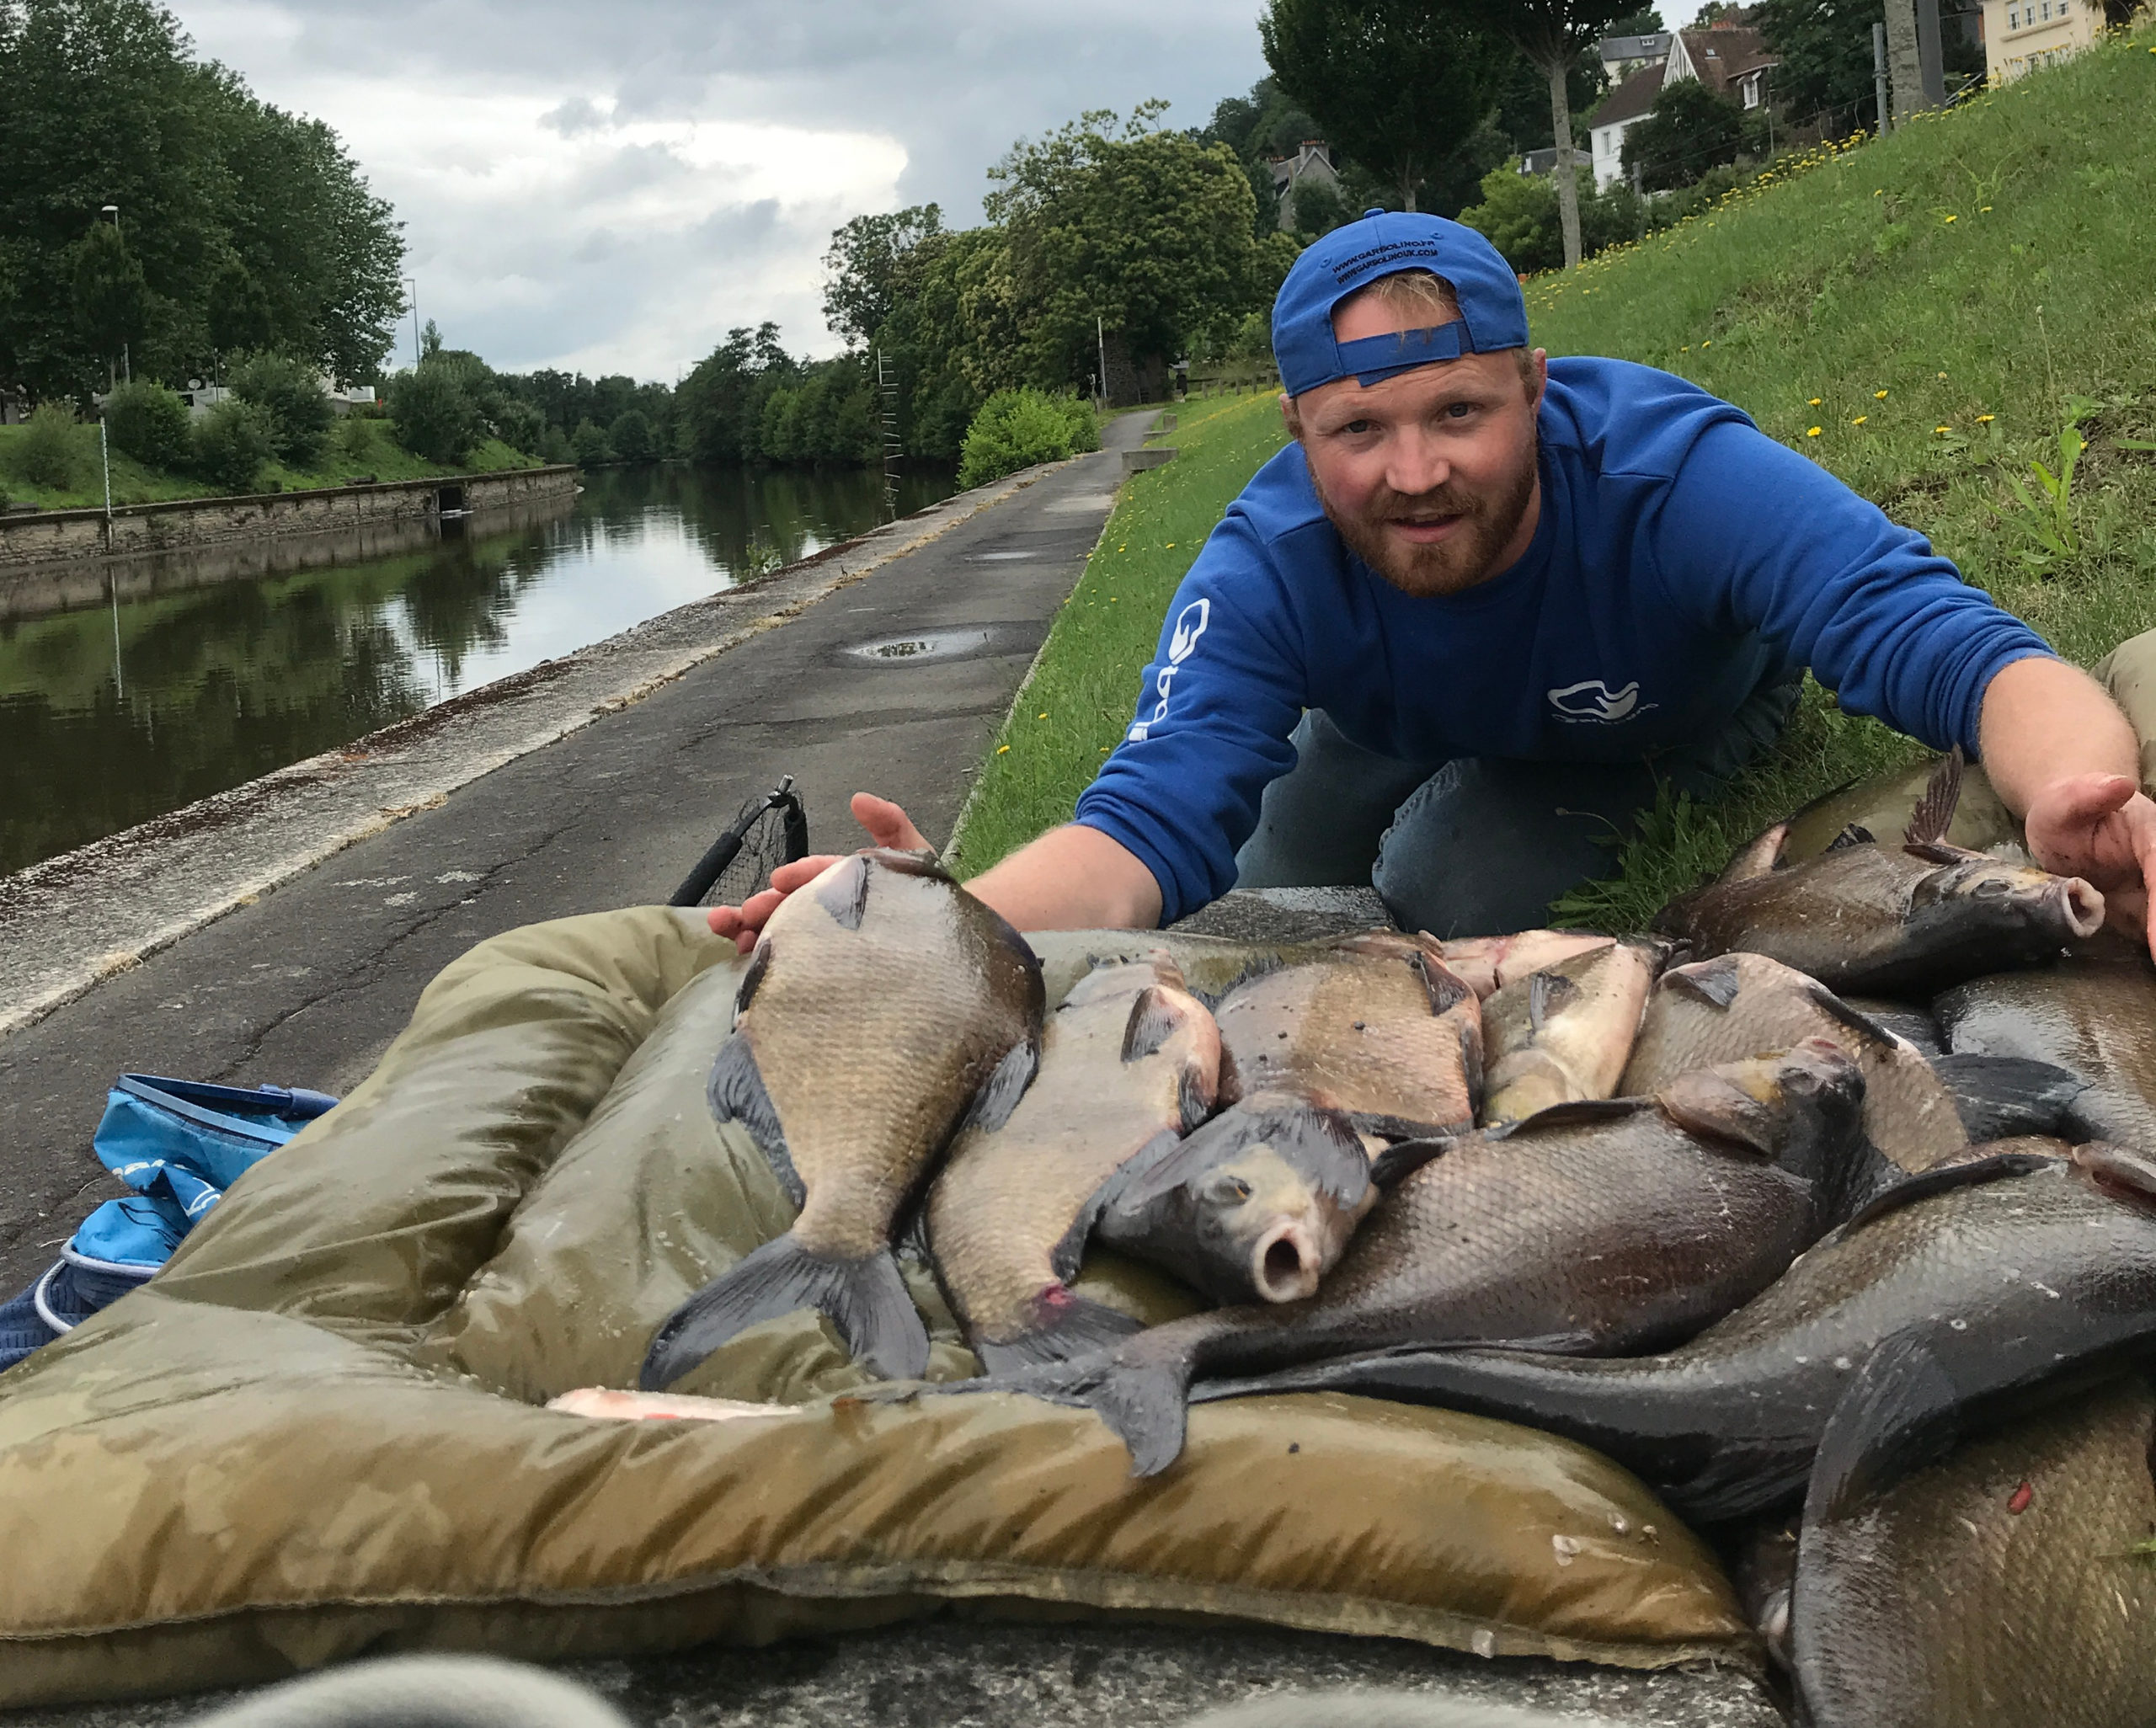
xmin=707 ymin=792 xmax=930 ymax=953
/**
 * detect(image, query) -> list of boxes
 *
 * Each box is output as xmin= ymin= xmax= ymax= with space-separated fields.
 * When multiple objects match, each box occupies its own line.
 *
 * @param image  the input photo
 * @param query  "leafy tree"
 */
xmin=387 ymin=362 xmax=481 ymax=465
xmin=492 ymin=396 xmax=545 ymax=456
xmin=1753 ymin=0 xmax=1888 ymax=127
xmin=1291 ymin=176 xmax=1353 ymax=236
xmin=12 ymin=400 xmax=83 ymax=488
xmin=609 ymin=407 xmax=654 ymax=461
xmin=100 ymin=376 xmax=190 ymax=467
xmin=1444 ymin=0 xmax=1642 ymax=269
xmin=569 ymin=417 xmax=611 ymax=467
xmin=986 ymin=104 xmax=1262 ymax=391
xmin=1259 ymin=0 xmax=1513 ymax=211
xmin=1457 ymin=157 xmax=1646 ymax=270
xmin=957 ymin=388 xmax=1099 ymax=488
xmin=1606 ymin=6 xmax=1667 ymax=32
xmin=227 ymin=348 xmax=332 ymax=465
xmin=0 ymin=0 xmax=404 ymax=398
xmin=190 ymin=396 xmax=272 ymax=492
xmin=205 ymin=258 xmax=273 ymax=359
xmin=820 ymin=205 xmax=943 ymax=347
xmin=1621 ymin=78 xmax=1748 ymax=189
xmin=67 ymin=219 xmax=147 ymax=379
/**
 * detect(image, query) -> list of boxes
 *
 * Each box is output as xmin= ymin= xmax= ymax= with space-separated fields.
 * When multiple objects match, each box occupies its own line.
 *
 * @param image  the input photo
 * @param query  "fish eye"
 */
xmin=1970 ymin=877 xmax=2011 ymax=899
xmin=1206 ymin=1174 xmax=1253 ymax=1203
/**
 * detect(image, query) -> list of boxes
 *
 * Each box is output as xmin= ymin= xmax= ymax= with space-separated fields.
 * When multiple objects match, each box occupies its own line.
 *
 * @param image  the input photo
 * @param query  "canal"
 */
xmin=0 ymin=462 xmax=957 ymax=875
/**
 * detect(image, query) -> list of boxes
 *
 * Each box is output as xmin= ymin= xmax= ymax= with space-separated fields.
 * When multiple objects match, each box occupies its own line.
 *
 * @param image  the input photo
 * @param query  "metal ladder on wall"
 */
xmin=875 ymin=349 xmax=901 ymax=519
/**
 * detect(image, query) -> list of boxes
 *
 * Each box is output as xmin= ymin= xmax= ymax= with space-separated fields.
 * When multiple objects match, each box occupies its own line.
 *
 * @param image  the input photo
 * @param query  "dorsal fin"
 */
xmin=1903 ymin=747 xmax=1966 ymax=845
xmin=1824 ymin=1151 xmax=2058 ymax=1240
xmin=1718 ymin=821 xmax=1790 ymax=883
xmin=1666 ymin=954 xmax=1744 ymax=1009
xmin=1825 ymin=823 xmax=1875 ymax=852
xmin=1485 ymin=1097 xmax=1650 ymax=1140
xmin=1527 ymin=969 xmax=1581 ymax=1032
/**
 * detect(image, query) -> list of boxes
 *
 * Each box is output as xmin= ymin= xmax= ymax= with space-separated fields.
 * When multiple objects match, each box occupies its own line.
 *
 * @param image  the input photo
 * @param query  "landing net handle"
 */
xmin=669 ymin=776 xmax=809 ymax=909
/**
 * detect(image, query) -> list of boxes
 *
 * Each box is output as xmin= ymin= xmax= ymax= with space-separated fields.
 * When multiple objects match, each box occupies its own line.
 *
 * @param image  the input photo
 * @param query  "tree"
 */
xmin=569 ymin=417 xmax=611 ymax=467
xmin=609 ymin=407 xmax=654 ymax=461
xmin=1457 ymin=157 xmax=1646 ymax=270
xmin=387 ymin=362 xmax=480 ymax=465
xmin=1260 ymin=0 xmax=1513 ymax=211
xmin=1444 ymin=0 xmax=1642 ymax=269
xmin=1754 ymin=0 xmax=1889 ymax=128
xmin=1621 ymin=78 xmax=1748 ymax=189
xmin=205 ymin=259 xmax=272 ymax=359
xmin=986 ymin=104 xmax=1264 ymax=390
xmin=68 ymin=219 xmax=147 ymax=379
xmin=101 ymin=376 xmax=190 ymax=467
xmin=227 ymin=348 xmax=332 ymax=465
xmin=1606 ymin=6 xmax=1667 ymax=31
xmin=190 ymin=396 xmax=273 ymax=492
xmin=820 ymin=205 xmax=943 ymax=347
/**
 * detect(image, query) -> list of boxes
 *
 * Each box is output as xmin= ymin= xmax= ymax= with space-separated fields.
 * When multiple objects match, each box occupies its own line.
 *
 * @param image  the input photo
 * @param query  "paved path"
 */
xmin=0 ymin=424 xmax=1137 ymax=1294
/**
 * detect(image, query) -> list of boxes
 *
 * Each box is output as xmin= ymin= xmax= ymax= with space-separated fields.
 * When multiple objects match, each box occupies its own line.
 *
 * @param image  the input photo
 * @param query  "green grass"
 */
xmin=0 ymin=416 xmax=542 ymax=511
xmin=946 ymin=392 xmax=1290 ymax=874
xmin=953 ymin=33 xmax=2156 ymax=919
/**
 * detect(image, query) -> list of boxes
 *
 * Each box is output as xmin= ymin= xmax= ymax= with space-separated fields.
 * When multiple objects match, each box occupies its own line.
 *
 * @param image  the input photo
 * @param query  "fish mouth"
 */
xmin=2053 ymin=876 xmax=2105 ymax=939
xmin=1250 ymin=1219 xmax=1324 ymax=1303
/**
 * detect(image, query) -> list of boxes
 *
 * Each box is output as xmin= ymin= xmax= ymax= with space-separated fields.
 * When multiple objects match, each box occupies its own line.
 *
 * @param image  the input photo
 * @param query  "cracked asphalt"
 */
xmin=0 ymin=411 xmax=1785 ymax=1726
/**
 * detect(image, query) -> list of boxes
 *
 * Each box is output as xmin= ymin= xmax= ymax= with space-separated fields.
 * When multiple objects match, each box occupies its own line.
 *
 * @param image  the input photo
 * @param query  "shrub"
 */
xmin=192 ymin=397 xmax=275 ymax=493
xmin=334 ymin=413 xmax=376 ymax=461
xmin=101 ymin=380 xmax=194 ymax=470
xmin=494 ymin=397 xmax=547 ymax=456
xmin=956 ymin=388 xmax=1100 ymax=489
xmin=610 ymin=407 xmax=655 ymax=461
xmin=388 ymin=363 xmax=483 ymax=466
xmin=227 ymin=351 xmax=334 ymax=467
xmin=540 ymin=424 xmax=574 ymax=466
xmin=570 ymin=418 xmax=611 ymax=467
xmin=15 ymin=403 xmax=87 ymax=490
xmin=1458 ymin=161 xmax=1649 ymax=274
xmin=1622 ymin=81 xmax=1748 ymax=192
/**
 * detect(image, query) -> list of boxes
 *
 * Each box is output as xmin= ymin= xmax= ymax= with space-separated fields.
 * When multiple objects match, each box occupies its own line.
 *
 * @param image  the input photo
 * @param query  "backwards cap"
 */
xmin=1271 ymin=210 xmax=1531 ymax=399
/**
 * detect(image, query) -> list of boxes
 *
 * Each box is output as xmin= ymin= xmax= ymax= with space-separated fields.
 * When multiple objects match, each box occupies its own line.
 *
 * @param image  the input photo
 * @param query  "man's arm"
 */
xmin=706 ymin=794 xmax=1162 ymax=952
xmin=1978 ymin=656 xmax=2156 ymax=954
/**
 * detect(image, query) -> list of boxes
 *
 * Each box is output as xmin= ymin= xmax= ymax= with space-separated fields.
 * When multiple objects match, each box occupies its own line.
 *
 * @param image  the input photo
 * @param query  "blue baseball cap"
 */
xmin=1272 ymin=210 xmax=1532 ymax=399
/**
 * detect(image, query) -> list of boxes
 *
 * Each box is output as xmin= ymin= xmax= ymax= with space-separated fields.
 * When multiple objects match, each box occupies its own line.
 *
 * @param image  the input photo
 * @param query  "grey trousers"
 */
xmin=1233 ymin=679 xmax=1800 ymax=937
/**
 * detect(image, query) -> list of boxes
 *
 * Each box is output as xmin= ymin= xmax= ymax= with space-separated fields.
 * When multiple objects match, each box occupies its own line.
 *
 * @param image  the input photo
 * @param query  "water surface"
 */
xmin=0 ymin=463 xmax=955 ymax=874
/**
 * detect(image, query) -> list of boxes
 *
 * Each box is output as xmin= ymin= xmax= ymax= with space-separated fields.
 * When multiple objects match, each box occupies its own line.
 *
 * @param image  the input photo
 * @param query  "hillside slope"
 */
xmin=1529 ymin=29 xmax=2156 ymax=923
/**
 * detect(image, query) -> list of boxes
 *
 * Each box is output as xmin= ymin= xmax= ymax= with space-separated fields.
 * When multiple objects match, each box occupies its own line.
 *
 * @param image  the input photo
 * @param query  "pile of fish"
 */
xmin=634 ymin=754 xmax=2156 ymax=1727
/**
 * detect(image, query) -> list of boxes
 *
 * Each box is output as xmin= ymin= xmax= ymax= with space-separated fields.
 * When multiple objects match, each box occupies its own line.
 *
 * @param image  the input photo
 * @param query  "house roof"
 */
xmin=1588 ymin=62 xmax=1668 ymax=130
xmin=1599 ymin=31 xmax=1672 ymax=60
xmin=1682 ymin=24 xmax=1780 ymax=95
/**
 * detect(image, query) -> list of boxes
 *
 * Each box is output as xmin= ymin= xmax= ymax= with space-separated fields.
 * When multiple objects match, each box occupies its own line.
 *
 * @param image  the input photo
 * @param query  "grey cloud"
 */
xmin=539 ymin=93 xmax=611 ymax=136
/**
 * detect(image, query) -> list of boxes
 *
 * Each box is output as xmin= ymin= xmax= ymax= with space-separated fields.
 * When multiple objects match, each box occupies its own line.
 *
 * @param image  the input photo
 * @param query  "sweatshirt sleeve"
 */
xmin=1646 ymin=419 xmax=2053 ymax=755
xmin=1073 ymin=511 xmax=1311 ymax=925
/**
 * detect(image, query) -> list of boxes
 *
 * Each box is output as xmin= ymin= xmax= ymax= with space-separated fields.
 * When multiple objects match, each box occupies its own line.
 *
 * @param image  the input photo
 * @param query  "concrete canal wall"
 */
xmin=0 ymin=465 xmax=579 ymax=589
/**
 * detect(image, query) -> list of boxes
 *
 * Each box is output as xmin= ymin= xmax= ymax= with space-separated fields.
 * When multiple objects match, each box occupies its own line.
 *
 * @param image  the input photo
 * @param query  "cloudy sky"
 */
xmin=174 ymin=1 xmax=1279 ymax=381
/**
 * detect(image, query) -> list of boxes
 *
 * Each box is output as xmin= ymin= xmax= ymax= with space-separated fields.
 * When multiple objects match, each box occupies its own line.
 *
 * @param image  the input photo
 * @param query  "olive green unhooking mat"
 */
xmin=0 ymin=909 xmax=1753 ymax=1707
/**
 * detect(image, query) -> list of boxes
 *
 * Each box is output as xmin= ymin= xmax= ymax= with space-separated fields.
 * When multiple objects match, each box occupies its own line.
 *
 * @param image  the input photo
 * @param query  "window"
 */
xmin=2009 ymin=8 xmax=2018 ymax=27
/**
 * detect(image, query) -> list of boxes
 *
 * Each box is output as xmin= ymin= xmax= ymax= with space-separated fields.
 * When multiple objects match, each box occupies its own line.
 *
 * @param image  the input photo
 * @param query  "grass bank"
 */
xmin=0 ymin=416 xmax=540 ymax=513
xmin=949 ymin=30 xmax=2156 ymax=920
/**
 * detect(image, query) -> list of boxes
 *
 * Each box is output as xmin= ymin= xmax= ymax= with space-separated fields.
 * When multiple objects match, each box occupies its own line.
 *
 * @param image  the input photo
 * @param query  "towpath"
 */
xmin=0 ymin=418 xmax=1144 ymax=1294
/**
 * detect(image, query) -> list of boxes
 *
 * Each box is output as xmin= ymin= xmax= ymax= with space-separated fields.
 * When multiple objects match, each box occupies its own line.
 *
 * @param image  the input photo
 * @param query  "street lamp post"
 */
xmin=403 ymin=275 xmax=420 ymax=367
xmin=99 ymin=205 xmax=127 ymax=388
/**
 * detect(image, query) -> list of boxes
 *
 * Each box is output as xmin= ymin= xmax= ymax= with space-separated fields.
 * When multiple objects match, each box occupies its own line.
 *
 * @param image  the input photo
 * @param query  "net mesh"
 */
xmin=698 ymin=793 xmax=804 ymax=909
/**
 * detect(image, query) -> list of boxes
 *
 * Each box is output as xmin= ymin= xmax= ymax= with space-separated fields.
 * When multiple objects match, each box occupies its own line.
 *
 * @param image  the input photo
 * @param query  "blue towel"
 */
xmin=0 ymin=1076 xmax=336 ymax=1373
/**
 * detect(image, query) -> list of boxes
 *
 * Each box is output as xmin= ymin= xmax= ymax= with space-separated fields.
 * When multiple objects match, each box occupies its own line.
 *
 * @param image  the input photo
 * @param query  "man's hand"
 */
xmin=2023 ymin=771 xmax=2156 ymax=955
xmin=707 ymin=793 xmax=928 ymax=954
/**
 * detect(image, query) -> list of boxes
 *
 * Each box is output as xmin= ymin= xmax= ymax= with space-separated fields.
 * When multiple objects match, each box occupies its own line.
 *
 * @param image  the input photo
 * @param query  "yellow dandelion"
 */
xmin=1854 ymin=415 xmax=1869 ymax=425
xmin=1702 ymin=340 xmax=1712 ymax=348
xmin=1943 ymin=213 xmax=1958 ymax=223
xmin=1980 ymin=205 xmax=1993 ymax=212
xmin=1809 ymin=397 xmax=1822 ymax=406
xmin=1875 ymin=390 xmax=1889 ymax=399
xmin=1682 ymin=344 xmax=1691 ymax=351
xmin=1037 ymin=712 xmax=1048 ymax=720
xmin=1807 ymin=427 xmax=1823 ymax=438
xmin=1935 ymin=424 xmax=1951 ymax=435
xmin=1977 ymin=413 xmax=1995 ymax=424
xmin=995 ymin=744 xmax=1011 ymax=755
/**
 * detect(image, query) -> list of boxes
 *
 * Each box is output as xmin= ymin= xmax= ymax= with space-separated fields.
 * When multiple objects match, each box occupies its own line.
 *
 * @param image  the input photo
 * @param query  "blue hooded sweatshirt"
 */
xmin=1073 ymin=357 xmax=2054 ymax=925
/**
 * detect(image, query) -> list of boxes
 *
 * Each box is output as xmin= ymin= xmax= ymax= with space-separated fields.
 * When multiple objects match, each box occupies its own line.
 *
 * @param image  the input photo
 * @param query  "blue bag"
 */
xmin=0 ymin=1075 xmax=336 ymax=1373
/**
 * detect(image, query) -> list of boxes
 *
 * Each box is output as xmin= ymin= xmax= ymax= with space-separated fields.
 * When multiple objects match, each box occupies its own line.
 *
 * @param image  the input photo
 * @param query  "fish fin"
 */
xmin=1719 ymin=820 xmax=1790 ymax=883
xmin=1213 ymin=1041 xmax=1245 ymax=1108
xmin=1930 ymin=1053 xmax=2089 ymax=1141
xmin=976 ymin=1295 xmax=1145 ymax=1375
xmin=640 ymin=1235 xmax=928 ymax=1388
xmin=1346 ymin=1109 xmax=1473 ymax=1142
xmin=1121 ymin=985 xmax=1183 ymax=1062
xmin=1081 ymin=1357 xmax=1194 ymax=1477
xmin=1666 ymin=954 xmax=1744 ymax=1009
xmin=1653 ymin=1068 xmax=1782 ymax=1159
xmin=1414 ymin=953 xmax=1476 ymax=1016
xmin=2071 ymin=1142 xmax=2156 ymax=1213
xmin=862 ymin=845 xmax=947 ymax=876
xmin=1800 ymin=981 xmax=1910 ymax=1051
xmin=1177 ymin=1062 xmax=1215 ymax=1133
xmin=707 ymin=1033 xmax=802 ymax=1205
xmin=1824 ymin=1150 xmax=2060 ymax=1241
xmin=1824 ymin=822 xmax=1876 ymax=852
xmin=734 ymin=941 xmax=771 ymax=1017
xmin=1486 ymin=1097 xmax=1650 ymax=1139
xmin=1803 ymin=1330 xmax=1964 ymax=1525
xmin=1369 ymin=1134 xmax=1452 ymax=1187
xmin=1061 ymin=1129 xmax=1182 ymax=1279
xmin=1460 ymin=1008 xmax=1485 ymax=1123
xmin=1903 ymin=840 xmax=1986 ymax=867
xmin=812 ymin=854 xmax=873 ymax=930
xmin=1526 ymin=968 xmax=1582 ymax=1032
xmin=960 ymin=1037 xmax=1039 ymax=1137
xmin=1903 ymin=746 xmax=1966 ymax=846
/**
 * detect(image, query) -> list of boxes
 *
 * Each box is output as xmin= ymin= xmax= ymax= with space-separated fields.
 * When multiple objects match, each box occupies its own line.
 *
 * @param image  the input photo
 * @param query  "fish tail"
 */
xmin=1086 ymin=1357 xmax=1193 ymax=1477
xmin=640 ymin=1233 xmax=929 ymax=1389
xmin=975 ymin=1292 xmax=1144 ymax=1376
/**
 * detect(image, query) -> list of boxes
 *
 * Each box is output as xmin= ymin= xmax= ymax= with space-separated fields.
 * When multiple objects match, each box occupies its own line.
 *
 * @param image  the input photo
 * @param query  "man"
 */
xmin=717 ymin=211 xmax=2156 ymax=955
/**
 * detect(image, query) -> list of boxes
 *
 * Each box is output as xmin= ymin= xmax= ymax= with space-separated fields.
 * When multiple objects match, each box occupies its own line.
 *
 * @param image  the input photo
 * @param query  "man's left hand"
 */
xmin=2023 ymin=771 xmax=2156 ymax=957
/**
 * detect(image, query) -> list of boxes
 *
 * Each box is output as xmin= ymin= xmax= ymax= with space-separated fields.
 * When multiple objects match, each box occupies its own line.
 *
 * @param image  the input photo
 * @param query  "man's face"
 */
xmin=1283 ymin=294 xmax=1547 ymax=598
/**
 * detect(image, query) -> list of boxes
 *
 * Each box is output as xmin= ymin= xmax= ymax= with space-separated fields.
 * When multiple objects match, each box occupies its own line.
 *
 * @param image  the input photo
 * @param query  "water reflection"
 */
xmin=0 ymin=463 xmax=956 ymax=874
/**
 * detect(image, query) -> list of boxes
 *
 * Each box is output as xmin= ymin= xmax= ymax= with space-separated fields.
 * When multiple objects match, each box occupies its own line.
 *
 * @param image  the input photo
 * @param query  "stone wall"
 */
xmin=0 ymin=466 xmax=579 ymax=576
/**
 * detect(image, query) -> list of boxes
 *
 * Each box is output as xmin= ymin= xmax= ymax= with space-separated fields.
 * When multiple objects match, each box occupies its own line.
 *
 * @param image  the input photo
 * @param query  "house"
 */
xmin=1585 ymin=23 xmax=1781 ymax=189
xmin=1269 ymin=141 xmax=1341 ymax=232
xmin=1600 ymin=31 xmax=1673 ymax=81
xmin=1977 ymin=0 xmax=2098 ymax=81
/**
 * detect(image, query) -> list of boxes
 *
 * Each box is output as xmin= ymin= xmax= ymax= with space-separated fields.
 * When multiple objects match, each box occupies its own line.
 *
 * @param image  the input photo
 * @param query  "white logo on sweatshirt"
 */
xmin=1128 ymin=599 xmax=1211 ymax=742
xmin=1547 ymin=679 xmax=1655 ymax=724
